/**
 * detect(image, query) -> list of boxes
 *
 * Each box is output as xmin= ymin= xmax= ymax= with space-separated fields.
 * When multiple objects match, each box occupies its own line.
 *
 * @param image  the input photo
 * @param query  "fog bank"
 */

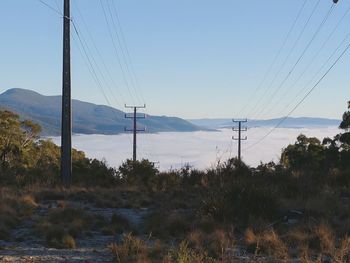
xmin=51 ymin=127 xmax=340 ymax=170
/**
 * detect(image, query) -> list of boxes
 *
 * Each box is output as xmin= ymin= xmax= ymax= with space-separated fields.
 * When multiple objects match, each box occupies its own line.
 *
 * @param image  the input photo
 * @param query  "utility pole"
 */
xmin=125 ymin=105 xmax=146 ymax=162
xmin=232 ymin=119 xmax=247 ymax=162
xmin=61 ymin=0 xmax=72 ymax=187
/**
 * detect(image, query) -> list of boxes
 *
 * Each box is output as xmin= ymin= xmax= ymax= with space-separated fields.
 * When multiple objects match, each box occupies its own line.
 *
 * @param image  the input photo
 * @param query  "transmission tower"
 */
xmin=125 ymin=104 xmax=146 ymax=162
xmin=61 ymin=0 xmax=72 ymax=187
xmin=232 ymin=119 xmax=248 ymax=162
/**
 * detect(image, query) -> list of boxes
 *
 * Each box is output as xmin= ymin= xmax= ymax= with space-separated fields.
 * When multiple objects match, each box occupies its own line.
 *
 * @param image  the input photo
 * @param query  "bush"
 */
xmin=109 ymin=233 xmax=149 ymax=263
xmin=165 ymin=240 xmax=216 ymax=263
xmin=118 ymin=159 xmax=158 ymax=188
xmin=202 ymin=183 xmax=279 ymax=224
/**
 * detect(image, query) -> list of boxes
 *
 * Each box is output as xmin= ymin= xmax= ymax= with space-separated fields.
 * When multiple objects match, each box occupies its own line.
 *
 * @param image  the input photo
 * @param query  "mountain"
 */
xmin=0 ymin=88 xmax=203 ymax=136
xmin=188 ymin=117 xmax=341 ymax=129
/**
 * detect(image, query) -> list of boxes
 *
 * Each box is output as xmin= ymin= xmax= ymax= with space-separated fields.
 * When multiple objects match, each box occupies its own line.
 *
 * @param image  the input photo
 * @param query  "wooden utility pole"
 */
xmin=61 ymin=0 xmax=72 ymax=186
xmin=125 ymin=104 xmax=146 ymax=162
xmin=232 ymin=119 xmax=247 ymax=162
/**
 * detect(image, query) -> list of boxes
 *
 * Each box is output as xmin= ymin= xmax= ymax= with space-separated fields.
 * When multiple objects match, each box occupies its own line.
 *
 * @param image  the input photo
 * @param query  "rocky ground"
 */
xmin=0 ymin=196 xmax=149 ymax=263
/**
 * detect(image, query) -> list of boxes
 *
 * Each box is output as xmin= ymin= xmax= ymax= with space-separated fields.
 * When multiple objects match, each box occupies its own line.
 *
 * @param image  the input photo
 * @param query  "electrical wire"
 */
xmin=37 ymin=0 xmax=62 ymax=16
xmin=72 ymin=21 xmax=114 ymax=107
xmin=72 ymin=20 xmax=134 ymax=147
xmin=106 ymin=0 xmax=151 ymax=159
xmin=246 ymin=0 xmax=322 ymax=119
xmin=105 ymin=0 xmax=143 ymax=104
xmin=109 ymin=0 xmax=146 ymax=104
xmin=100 ymin=0 xmax=137 ymax=105
xmin=244 ymin=37 xmax=350 ymax=151
xmin=260 ymin=4 xmax=350 ymax=119
xmin=237 ymin=0 xmax=308 ymax=117
xmin=252 ymin=2 xmax=335 ymax=120
xmin=73 ymin=1 xmax=126 ymax=107
xmin=282 ymin=32 xmax=350 ymax=118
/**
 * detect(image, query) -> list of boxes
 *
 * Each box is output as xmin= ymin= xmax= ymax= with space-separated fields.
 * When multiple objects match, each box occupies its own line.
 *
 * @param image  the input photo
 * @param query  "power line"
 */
xmin=37 ymin=0 xmax=62 ymax=16
xmin=100 ymin=0 xmax=137 ymax=105
xmin=105 ymin=0 xmax=151 ymax=158
xmin=72 ymin=23 xmax=134 ymax=147
xmin=252 ymin=2 xmax=336 ymax=120
xmin=282 ymin=32 xmax=350 ymax=117
xmin=237 ymin=0 xmax=308 ymax=117
xmin=54 ymin=0 xmax=62 ymax=14
xmin=105 ymin=0 xmax=144 ymax=104
xmin=246 ymin=0 xmax=322 ymax=119
xmin=245 ymin=37 xmax=350 ymax=151
xmin=72 ymin=21 xmax=113 ymax=107
xmin=73 ymin=2 xmax=126 ymax=108
xmin=260 ymin=4 xmax=350 ymax=119
xmin=108 ymin=0 xmax=146 ymax=104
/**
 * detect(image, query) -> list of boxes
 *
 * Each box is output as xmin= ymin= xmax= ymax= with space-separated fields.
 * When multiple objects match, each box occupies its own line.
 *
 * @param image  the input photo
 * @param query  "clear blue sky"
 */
xmin=1 ymin=0 xmax=349 ymax=119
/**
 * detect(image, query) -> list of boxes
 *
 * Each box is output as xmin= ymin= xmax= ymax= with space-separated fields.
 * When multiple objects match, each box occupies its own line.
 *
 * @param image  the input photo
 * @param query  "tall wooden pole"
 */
xmin=133 ymin=107 xmax=137 ymax=162
xmin=125 ymin=104 xmax=146 ymax=163
xmin=232 ymin=119 xmax=247 ymax=162
xmin=61 ymin=0 xmax=72 ymax=186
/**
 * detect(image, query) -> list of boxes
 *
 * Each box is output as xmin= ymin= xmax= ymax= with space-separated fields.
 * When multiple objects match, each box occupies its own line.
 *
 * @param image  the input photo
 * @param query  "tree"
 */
xmin=280 ymin=134 xmax=325 ymax=171
xmin=339 ymin=101 xmax=350 ymax=146
xmin=118 ymin=159 xmax=159 ymax=188
xmin=0 ymin=111 xmax=42 ymax=167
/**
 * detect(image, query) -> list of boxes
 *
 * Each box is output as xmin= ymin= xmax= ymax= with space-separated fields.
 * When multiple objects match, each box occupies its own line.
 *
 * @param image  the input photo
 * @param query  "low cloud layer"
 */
xmin=50 ymin=127 xmax=340 ymax=170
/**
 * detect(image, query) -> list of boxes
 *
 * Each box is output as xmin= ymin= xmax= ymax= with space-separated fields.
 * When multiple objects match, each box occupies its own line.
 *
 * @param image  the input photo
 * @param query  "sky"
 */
xmin=1 ymin=0 xmax=349 ymax=119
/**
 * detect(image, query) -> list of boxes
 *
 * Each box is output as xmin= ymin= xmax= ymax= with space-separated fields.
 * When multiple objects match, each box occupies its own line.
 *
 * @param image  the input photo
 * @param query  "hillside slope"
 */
xmin=189 ymin=117 xmax=341 ymax=129
xmin=0 ymin=88 xmax=202 ymax=135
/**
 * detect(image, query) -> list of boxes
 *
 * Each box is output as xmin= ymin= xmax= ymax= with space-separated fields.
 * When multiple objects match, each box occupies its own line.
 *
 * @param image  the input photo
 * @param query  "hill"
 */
xmin=0 ymin=88 xmax=202 ymax=136
xmin=188 ymin=117 xmax=341 ymax=129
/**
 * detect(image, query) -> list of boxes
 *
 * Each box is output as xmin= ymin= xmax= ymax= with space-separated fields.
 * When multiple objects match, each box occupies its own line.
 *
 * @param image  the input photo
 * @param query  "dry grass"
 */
xmin=34 ymin=205 xmax=95 ymax=248
xmin=62 ymin=234 xmax=76 ymax=249
xmin=187 ymin=229 xmax=234 ymax=259
xmin=0 ymin=188 xmax=38 ymax=240
xmin=315 ymin=223 xmax=336 ymax=255
xmin=262 ymin=230 xmax=289 ymax=261
xmin=2 ymin=185 xmax=350 ymax=262
xmin=109 ymin=233 xmax=150 ymax=263
xmin=244 ymin=228 xmax=289 ymax=261
xmin=165 ymin=240 xmax=216 ymax=263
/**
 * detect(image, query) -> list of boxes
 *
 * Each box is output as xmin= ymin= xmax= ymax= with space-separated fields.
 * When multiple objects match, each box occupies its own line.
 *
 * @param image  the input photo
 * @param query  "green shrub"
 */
xmin=118 ymin=159 xmax=158 ymax=188
xmin=202 ymin=183 xmax=279 ymax=224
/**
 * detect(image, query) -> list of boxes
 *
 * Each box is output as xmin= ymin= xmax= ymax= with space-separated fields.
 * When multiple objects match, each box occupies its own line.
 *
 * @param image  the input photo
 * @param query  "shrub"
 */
xmin=118 ymin=159 xmax=158 ymax=189
xmin=202 ymin=183 xmax=279 ymax=224
xmin=109 ymin=233 xmax=149 ymax=263
xmin=165 ymin=240 xmax=216 ymax=263
xmin=245 ymin=228 xmax=289 ymax=260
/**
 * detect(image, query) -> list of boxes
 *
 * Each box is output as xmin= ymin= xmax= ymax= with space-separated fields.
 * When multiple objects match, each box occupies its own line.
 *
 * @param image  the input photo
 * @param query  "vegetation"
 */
xmin=1 ymin=102 xmax=350 ymax=261
xmin=0 ymin=110 xmax=118 ymax=187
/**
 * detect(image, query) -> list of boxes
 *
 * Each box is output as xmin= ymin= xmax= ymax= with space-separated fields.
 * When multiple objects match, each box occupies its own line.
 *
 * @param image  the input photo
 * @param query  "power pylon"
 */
xmin=125 ymin=104 xmax=146 ymax=162
xmin=61 ymin=0 xmax=72 ymax=187
xmin=232 ymin=119 xmax=247 ymax=162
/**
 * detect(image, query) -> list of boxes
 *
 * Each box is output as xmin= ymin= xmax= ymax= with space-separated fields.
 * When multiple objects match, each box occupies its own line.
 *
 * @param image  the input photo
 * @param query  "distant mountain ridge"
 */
xmin=189 ymin=117 xmax=341 ymax=129
xmin=0 ymin=88 xmax=203 ymax=136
